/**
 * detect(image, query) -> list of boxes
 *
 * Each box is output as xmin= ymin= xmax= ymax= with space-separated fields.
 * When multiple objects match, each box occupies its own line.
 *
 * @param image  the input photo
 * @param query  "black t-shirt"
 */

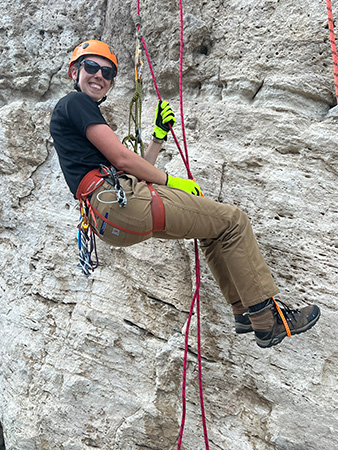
xmin=50 ymin=92 xmax=111 ymax=196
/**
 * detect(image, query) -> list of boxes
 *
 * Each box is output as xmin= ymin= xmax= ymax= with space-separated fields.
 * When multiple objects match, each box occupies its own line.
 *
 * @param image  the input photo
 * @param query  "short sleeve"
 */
xmin=65 ymin=93 xmax=107 ymax=136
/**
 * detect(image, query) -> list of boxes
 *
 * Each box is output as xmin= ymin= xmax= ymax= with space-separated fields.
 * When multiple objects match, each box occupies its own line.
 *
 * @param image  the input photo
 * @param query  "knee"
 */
xmin=235 ymin=207 xmax=250 ymax=226
xmin=222 ymin=206 xmax=252 ymax=245
xmin=220 ymin=204 xmax=249 ymax=229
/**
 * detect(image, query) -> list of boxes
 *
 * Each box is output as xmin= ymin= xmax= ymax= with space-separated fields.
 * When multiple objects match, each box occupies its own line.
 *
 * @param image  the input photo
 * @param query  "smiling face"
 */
xmin=70 ymin=55 xmax=113 ymax=102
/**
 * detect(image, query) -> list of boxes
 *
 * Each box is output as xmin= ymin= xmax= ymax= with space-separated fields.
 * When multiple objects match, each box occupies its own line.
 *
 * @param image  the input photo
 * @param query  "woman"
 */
xmin=50 ymin=39 xmax=320 ymax=348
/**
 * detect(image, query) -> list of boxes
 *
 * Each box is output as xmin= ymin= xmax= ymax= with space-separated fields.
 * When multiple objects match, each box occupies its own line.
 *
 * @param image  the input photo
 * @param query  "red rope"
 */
xmin=136 ymin=1 xmax=209 ymax=448
xmin=326 ymin=0 xmax=338 ymax=104
xmin=179 ymin=0 xmax=189 ymax=170
xmin=137 ymin=20 xmax=193 ymax=179
xmin=176 ymin=1 xmax=209 ymax=448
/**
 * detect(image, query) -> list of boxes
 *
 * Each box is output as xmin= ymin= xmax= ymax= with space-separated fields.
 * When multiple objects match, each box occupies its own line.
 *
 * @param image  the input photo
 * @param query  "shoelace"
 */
xmin=272 ymin=297 xmax=293 ymax=337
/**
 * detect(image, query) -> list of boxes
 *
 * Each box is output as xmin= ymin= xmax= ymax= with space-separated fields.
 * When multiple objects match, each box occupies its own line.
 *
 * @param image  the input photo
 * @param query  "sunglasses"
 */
xmin=80 ymin=59 xmax=117 ymax=80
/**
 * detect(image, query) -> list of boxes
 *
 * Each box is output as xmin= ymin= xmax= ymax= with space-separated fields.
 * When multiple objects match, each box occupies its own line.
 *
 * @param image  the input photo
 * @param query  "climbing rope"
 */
xmin=122 ymin=24 xmax=145 ymax=157
xmin=135 ymin=1 xmax=209 ymax=448
xmin=326 ymin=0 xmax=338 ymax=104
xmin=176 ymin=1 xmax=209 ymax=448
xmin=135 ymin=4 xmax=194 ymax=180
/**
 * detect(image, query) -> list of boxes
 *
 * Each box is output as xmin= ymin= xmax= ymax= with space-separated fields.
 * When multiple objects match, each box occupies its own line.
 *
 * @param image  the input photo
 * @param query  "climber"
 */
xmin=50 ymin=39 xmax=321 ymax=348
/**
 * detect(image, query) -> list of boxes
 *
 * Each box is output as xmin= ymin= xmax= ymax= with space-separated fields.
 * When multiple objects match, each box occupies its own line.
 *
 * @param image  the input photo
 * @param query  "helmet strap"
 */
xmin=73 ymin=57 xmax=84 ymax=92
xmin=74 ymin=81 xmax=81 ymax=92
xmin=97 ymin=81 xmax=114 ymax=105
xmin=97 ymin=96 xmax=107 ymax=105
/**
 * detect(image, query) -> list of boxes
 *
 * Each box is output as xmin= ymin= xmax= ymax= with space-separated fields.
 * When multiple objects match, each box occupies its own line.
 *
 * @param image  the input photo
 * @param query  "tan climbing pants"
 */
xmin=88 ymin=174 xmax=279 ymax=308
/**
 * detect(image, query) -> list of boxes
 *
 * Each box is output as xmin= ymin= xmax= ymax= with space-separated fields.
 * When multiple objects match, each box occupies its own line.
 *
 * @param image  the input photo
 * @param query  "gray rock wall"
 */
xmin=0 ymin=0 xmax=337 ymax=449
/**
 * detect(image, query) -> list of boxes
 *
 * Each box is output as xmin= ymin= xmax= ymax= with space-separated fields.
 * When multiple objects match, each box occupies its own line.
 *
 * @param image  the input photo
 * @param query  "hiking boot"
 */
xmin=232 ymin=300 xmax=253 ymax=334
xmin=249 ymin=298 xmax=321 ymax=348
xmin=235 ymin=314 xmax=253 ymax=334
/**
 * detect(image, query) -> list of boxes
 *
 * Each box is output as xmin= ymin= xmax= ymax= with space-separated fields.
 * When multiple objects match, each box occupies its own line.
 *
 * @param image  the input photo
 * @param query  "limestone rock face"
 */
xmin=0 ymin=0 xmax=337 ymax=449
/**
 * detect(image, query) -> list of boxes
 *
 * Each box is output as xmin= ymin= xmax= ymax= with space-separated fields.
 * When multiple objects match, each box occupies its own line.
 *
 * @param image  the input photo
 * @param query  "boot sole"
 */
xmin=235 ymin=325 xmax=254 ymax=334
xmin=256 ymin=307 xmax=321 ymax=348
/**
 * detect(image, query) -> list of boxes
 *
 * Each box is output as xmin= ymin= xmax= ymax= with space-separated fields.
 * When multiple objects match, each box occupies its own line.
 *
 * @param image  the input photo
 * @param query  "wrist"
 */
xmin=166 ymin=174 xmax=174 ymax=186
xmin=151 ymin=135 xmax=165 ymax=144
xmin=152 ymin=126 xmax=168 ymax=141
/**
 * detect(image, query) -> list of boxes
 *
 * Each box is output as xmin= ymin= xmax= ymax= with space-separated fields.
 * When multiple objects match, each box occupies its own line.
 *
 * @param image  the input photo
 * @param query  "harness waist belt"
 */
xmin=76 ymin=168 xmax=107 ymax=201
xmin=76 ymin=169 xmax=166 ymax=233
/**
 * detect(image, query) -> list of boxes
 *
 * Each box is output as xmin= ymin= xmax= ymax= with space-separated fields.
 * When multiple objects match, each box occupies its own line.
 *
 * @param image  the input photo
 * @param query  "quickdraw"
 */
xmin=78 ymin=201 xmax=99 ymax=276
xmin=98 ymin=165 xmax=127 ymax=208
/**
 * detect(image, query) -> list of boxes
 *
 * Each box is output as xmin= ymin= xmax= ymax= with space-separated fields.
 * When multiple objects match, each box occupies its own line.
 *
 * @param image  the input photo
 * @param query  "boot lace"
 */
xmin=271 ymin=298 xmax=297 ymax=337
xmin=274 ymin=300 xmax=300 ymax=322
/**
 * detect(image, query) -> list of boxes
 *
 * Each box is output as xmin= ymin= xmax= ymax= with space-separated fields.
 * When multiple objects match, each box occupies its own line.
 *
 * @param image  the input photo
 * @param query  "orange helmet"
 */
xmin=68 ymin=40 xmax=118 ymax=78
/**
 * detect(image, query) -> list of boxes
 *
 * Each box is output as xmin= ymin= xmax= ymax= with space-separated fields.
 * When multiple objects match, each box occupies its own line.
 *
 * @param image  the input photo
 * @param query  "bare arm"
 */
xmin=86 ymin=123 xmax=167 ymax=185
xmin=144 ymin=139 xmax=162 ymax=165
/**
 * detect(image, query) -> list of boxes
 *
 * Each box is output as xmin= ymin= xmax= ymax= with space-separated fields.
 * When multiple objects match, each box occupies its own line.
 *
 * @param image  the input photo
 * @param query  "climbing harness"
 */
xmin=76 ymin=165 xmax=127 ymax=276
xmin=326 ymin=0 xmax=338 ymax=104
xmin=135 ymin=1 xmax=209 ymax=448
xmin=76 ymin=163 xmax=166 ymax=275
xmin=122 ymin=19 xmax=145 ymax=157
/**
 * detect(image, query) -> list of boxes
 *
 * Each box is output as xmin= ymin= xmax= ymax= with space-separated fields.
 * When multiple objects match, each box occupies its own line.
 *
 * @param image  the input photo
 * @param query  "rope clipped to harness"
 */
xmin=98 ymin=165 xmax=127 ymax=207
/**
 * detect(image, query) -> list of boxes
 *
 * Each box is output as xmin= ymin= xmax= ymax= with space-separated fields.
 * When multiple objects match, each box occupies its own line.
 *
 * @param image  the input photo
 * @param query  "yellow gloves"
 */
xmin=166 ymin=175 xmax=202 ymax=196
xmin=153 ymin=101 xmax=201 ymax=197
xmin=152 ymin=101 xmax=176 ymax=141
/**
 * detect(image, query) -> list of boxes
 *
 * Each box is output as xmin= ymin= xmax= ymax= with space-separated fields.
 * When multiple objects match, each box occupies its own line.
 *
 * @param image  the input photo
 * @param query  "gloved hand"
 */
xmin=152 ymin=101 xmax=176 ymax=141
xmin=166 ymin=175 xmax=202 ymax=196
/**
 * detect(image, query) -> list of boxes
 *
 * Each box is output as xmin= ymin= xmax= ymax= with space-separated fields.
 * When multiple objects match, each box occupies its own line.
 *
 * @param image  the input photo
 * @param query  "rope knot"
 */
xmin=134 ymin=15 xmax=141 ymax=31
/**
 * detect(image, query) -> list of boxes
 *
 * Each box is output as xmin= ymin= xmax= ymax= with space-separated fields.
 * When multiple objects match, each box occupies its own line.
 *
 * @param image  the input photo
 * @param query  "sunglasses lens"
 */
xmin=83 ymin=60 xmax=116 ymax=80
xmin=83 ymin=60 xmax=99 ymax=74
xmin=101 ymin=66 xmax=116 ymax=80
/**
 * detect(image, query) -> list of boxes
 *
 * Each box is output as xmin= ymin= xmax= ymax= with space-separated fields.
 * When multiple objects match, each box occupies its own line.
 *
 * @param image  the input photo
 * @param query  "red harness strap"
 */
xmin=76 ymin=168 xmax=108 ymax=201
xmin=146 ymin=182 xmax=166 ymax=232
xmin=76 ymin=169 xmax=166 ymax=234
